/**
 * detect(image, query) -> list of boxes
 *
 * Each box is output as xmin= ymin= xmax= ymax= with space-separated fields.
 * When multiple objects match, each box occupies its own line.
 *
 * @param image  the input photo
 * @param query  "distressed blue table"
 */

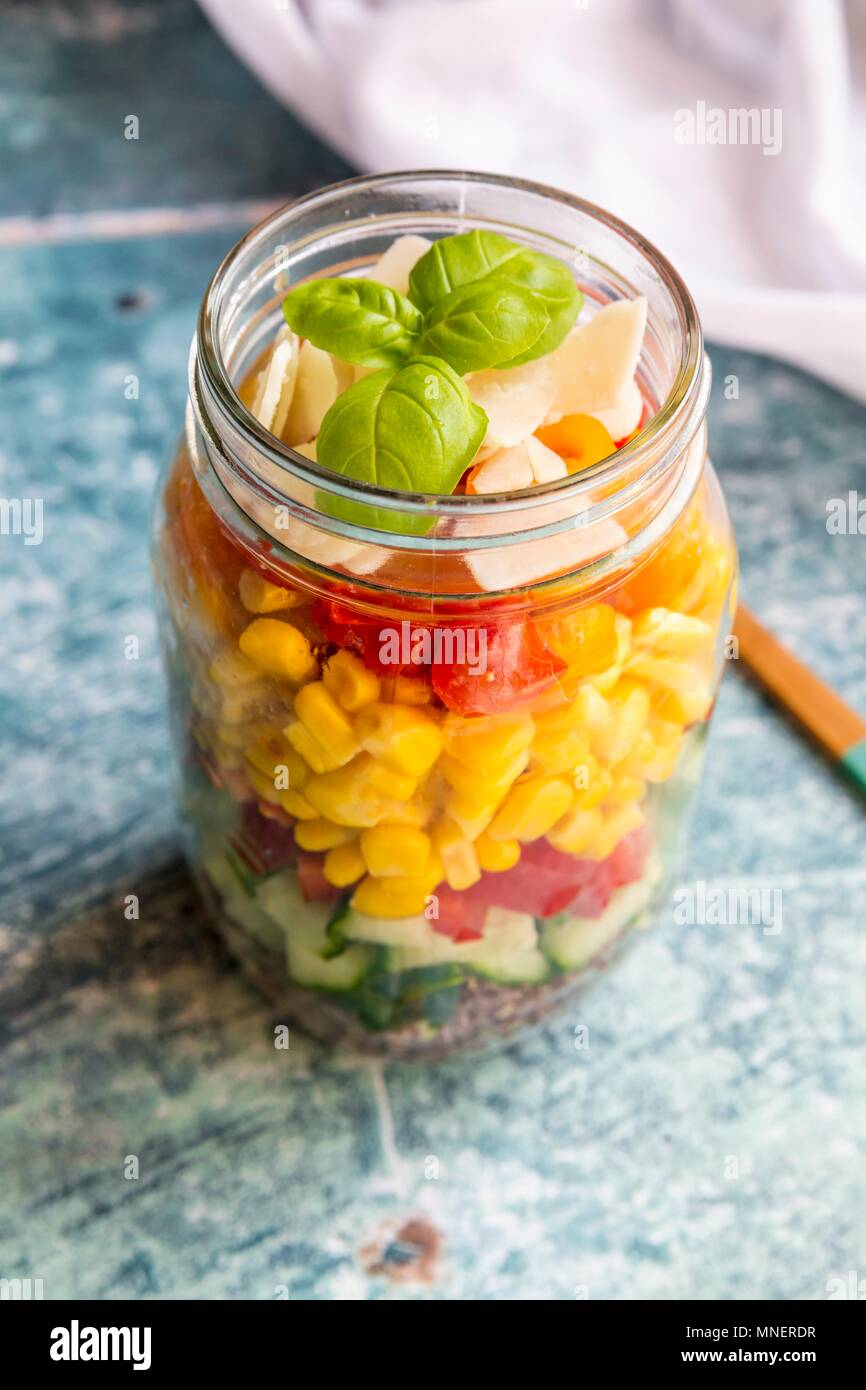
xmin=1 ymin=0 xmax=864 ymax=1301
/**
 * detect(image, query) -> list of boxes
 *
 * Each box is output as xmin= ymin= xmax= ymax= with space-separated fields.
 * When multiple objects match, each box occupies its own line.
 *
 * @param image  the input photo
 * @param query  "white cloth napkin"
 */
xmin=198 ymin=0 xmax=866 ymax=400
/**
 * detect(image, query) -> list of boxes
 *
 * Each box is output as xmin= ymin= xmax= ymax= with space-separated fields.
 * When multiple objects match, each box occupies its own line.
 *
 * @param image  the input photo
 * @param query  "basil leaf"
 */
xmin=282 ymin=278 xmax=423 ymax=368
xmin=409 ymin=229 xmax=522 ymax=312
xmin=316 ymin=357 xmax=487 ymax=534
xmin=487 ymin=249 xmax=583 ymax=365
xmin=409 ymin=231 xmax=583 ymax=366
xmin=413 ymin=280 xmax=550 ymax=375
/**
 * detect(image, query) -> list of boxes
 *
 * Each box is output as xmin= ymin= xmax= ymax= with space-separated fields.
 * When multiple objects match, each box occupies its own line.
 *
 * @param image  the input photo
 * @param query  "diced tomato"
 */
xmin=431 ymin=617 xmax=566 ymax=716
xmin=312 ymin=599 xmax=435 ymax=680
xmin=464 ymin=827 xmax=651 ymax=921
xmin=430 ymin=884 xmax=486 ymax=943
xmin=297 ymin=852 xmax=343 ymax=904
xmin=603 ymin=824 xmax=651 ymax=889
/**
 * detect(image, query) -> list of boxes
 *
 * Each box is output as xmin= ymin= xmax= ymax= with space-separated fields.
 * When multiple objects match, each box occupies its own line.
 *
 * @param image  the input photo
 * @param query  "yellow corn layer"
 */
xmin=355 ymin=703 xmax=443 ymax=777
xmin=294 ymin=681 xmax=361 ymax=768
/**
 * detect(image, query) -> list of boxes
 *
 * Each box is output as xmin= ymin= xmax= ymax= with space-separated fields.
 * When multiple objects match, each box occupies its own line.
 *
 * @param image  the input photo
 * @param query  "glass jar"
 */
xmin=152 ymin=172 xmax=736 ymax=1061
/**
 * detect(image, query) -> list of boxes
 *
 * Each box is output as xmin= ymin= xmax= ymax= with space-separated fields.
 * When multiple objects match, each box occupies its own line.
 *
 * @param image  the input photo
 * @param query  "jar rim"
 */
xmin=195 ymin=170 xmax=706 ymax=539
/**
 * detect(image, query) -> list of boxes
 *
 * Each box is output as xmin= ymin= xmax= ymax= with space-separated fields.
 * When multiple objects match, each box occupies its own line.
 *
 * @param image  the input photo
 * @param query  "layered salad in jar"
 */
xmin=155 ymin=218 xmax=735 ymax=1059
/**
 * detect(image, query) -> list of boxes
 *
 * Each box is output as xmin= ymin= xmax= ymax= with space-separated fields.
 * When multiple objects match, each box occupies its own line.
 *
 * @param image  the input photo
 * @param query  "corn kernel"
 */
xmin=649 ymin=684 xmax=711 ymax=725
xmin=570 ymin=754 xmax=613 ymax=809
xmin=445 ymin=789 xmax=498 ymax=841
xmin=246 ymin=766 xmax=281 ymax=806
xmin=303 ymin=758 xmax=385 ymax=827
xmin=351 ymin=876 xmax=429 ymax=918
xmin=439 ymin=748 xmax=527 ymax=799
xmin=378 ymin=851 xmax=444 ymax=898
xmin=209 ymin=648 xmax=259 ymax=689
xmin=294 ymin=681 xmax=360 ymax=768
xmin=530 ymin=727 xmax=590 ymax=775
xmin=322 ymin=649 xmax=380 ymax=712
xmin=239 ymin=618 xmax=318 ymax=683
xmin=631 ymin=607 xmax=714 ymax=655
xmin=584 ymin=804 xmax=644 ymax=861
xmin=355 ymin=702 xmax=443 ymax=777
xmin=284 ymin=720 xmax=328 ymax=775
xmin=588 ymin=614 xmax=632 ymax=694
xmin=475 ymin=832 xmax=520 ymax=872
xmin=323 ymin=842 xmax=367 ymax=888
xmin=276 ymin=746 xmax=311 ymax=790
xmin=278 ymin=789 xmax=318 ymax=820
xmin=432 ymin=817 xmax=482 ymax=890
xmin=608 ymin=775 xmax=646 ymax=804
xmin=294 ymin=818 xmax=356 ymax=852
xmin=380 ymin=674 xmax=433 ymax=705
xmin=548 ymin=805 xmax=603 ymax=855
xmin=627 ymin=651 xmax=704 ymax=693
xmin=445 ymin=711 xmax=535 ymax=771
xmin=487 ymin=776 xmax=573 ymax=842
xmin=366 ymin=759 xmax=417 ymax=801
xmin=239 ymin=568 xmax=302 ymax=614
xmin=591 ymin=679 xmax=650 ymax=764
xmin=360 ymin=825 xmax=432 ymax=878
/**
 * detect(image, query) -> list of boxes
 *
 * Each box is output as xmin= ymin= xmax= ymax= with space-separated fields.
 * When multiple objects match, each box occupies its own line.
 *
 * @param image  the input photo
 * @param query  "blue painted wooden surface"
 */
xmin=1 ymin=0 xmax=865 ymax=1300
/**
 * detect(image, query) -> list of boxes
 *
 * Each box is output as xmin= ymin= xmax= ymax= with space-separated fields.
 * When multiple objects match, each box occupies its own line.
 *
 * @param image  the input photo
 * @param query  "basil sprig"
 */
xmin=280 ymin=230 xmax=583 ymax=520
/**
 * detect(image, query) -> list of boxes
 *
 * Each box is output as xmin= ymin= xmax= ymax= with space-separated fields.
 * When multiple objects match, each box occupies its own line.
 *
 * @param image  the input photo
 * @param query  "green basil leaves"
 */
xmin=316 ymin=357 xmax=487 ymax=533
xmin=282 ymin=278 xmax=423 ymax=369
xmin=280 ymin=229 xmax=583 ymax=518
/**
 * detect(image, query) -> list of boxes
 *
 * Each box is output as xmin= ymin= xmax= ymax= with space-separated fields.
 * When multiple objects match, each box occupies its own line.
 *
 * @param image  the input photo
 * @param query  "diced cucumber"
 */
xmin=387 ymin=908 xmax=550 ymax=985
xmin=257 ymin=871 xmax=376 ymax=990
xmin=286 ymin=936 xmax=376 ymax=991
xmin=256 ymin=871 xmax=336 ymax=947
xmin=541 ymin=879 xmax=652 ymax=972
xmin=201 ymin=844 xmax=285 ymax=952
xmin=337 ymin=907 xmax=443 ymax=950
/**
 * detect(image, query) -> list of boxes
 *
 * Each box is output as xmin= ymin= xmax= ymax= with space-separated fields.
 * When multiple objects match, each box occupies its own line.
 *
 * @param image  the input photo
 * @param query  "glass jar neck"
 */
xmin=189 ymin=171 xmax=709 ymax=601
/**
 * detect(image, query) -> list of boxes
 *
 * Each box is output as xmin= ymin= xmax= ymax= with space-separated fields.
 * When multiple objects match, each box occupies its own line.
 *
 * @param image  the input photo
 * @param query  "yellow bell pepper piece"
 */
xmin=322 ymin=649 xmax=380 ymax=712
xmin=239 ymin=618 xmax=318 ymax=683
xmin=431 ymin=817 xmax=482 ymax=890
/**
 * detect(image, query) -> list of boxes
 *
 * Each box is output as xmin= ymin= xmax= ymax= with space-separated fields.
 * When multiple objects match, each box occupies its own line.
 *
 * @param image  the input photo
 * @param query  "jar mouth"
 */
xmin=193 ymin=170 xmax=707 ymax=565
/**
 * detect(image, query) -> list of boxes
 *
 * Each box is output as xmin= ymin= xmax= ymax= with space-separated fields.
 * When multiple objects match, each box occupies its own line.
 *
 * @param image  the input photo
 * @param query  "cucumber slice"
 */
xmin=541 ymin=879 xmax=652 ymax=972
xmin=388 ymin=908 xmax=550 ymax=985
xmin=286 ymin=936 xmax=376 ymax=991
xmin=256 ymin=871 xmax=336 ymax=948
xmin=337 ymin=907 xmax=440 ymax=949
xmin=201 ymin=844 xmax=285 ymax=952
xmin=257 ymin=871 xmax=376 ymax=989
